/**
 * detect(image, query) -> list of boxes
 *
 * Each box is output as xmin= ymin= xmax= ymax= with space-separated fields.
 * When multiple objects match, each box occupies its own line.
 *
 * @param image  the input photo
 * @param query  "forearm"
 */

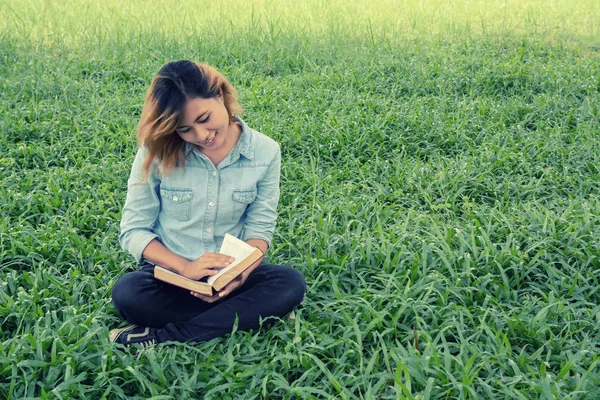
xmin=244 ymin=238 xmax=268 ymax=274
xmin=142 ymin=239 xmax=189 ymax=274
xmin=246 ymin=238 xmax=268 ymax=254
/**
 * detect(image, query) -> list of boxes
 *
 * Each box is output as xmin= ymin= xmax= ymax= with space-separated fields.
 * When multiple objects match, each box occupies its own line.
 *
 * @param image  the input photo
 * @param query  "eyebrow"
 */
xmin=177 ymin=111 xmax=210 ymax=129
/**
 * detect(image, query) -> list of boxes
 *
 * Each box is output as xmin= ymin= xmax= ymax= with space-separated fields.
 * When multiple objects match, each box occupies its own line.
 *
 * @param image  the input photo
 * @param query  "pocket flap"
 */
xmin=160 ymin=187 xmax=193 ymax=203
xmin=232 ymin=188 xmax=257 ymax=204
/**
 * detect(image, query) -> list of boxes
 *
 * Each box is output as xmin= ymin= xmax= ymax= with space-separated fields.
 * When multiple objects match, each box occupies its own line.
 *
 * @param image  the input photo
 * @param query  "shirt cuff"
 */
xmin=241 ymin=230 xmax=272 ymax=249
xmin=127 ymin=231 xmax=159 ymax=263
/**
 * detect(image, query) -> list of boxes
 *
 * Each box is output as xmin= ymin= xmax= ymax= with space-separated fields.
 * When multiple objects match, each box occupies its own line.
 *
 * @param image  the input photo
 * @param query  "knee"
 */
xmin=111 ymin=274 xmax=132 ymax=318
xmin=282 ymin=268 xmax=306 ymax=307
xmin=111 ymin=272 xmax=148 ymax=321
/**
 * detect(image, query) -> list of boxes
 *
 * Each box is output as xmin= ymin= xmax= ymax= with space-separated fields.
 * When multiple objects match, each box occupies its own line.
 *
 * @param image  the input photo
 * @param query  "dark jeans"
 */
xmin=111 ymin=261 xmax=306 ymax=343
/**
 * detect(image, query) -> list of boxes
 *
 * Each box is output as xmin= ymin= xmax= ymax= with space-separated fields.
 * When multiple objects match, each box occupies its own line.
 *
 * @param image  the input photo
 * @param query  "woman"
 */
xmin=110 ymin=60 xmax=306 ymax=347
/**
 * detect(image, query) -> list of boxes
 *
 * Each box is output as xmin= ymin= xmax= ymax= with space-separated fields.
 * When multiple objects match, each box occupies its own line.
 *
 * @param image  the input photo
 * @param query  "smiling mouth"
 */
xmin=203 ymin=132 xmax=217 ymax=144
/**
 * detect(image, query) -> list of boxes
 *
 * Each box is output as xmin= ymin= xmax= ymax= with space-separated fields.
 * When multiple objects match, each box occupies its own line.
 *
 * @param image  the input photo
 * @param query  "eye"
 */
xmin=198 ymin=116 xmax=210 ymax=124
xmin=176 ymin=127 xmax=190 ymax=134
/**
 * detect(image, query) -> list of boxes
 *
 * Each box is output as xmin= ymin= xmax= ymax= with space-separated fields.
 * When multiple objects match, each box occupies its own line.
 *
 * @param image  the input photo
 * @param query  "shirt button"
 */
xmin=208 ymin=202 xmax=214 ymax=207
xmin=173 ymin=196 xmax=178 ymax=201
xmin=206 ymin=228 xmax=212 ymax=233
xmin=212 ymin=171 xmax=217 ymax=176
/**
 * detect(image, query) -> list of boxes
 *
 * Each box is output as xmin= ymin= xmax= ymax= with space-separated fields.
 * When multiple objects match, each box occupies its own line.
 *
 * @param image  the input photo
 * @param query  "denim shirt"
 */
xmin=119 ymin=118 xmax=281 ymax=262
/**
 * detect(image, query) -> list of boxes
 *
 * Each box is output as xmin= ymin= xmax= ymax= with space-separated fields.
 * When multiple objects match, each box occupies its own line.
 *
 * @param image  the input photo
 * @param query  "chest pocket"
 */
xmin=232 ymin=188 xmax=257 ymax=221
xmin=160 ymin=187 xmax=193 ymax=221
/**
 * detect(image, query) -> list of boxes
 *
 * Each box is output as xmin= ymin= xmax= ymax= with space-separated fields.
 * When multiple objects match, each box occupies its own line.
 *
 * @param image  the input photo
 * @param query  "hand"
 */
xmin=190 ymin=269 xmax=251 ymax=302
xmin=218 ymin=269 xmax=251 ymax=298
xmin=182 ymin=252 xmax=234 ymax=281
xmin=190 ymin=291 xmax=222 ymax=303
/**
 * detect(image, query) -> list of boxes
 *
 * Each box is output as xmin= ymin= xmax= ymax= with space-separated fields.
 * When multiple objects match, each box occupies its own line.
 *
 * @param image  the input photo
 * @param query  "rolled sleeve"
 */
xmin=119 ymin=147 xmax=161 ymax=262
xmin=241 ymin=147 xmax=281 ymax=247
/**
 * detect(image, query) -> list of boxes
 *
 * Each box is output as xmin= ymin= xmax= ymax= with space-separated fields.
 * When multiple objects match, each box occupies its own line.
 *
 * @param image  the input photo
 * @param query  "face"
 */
xmin=175 ymin=96 xmax=232 ymax=152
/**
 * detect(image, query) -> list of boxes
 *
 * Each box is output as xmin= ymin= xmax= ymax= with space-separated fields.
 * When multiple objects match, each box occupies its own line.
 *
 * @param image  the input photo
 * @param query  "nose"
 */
xmin=191 ymin=126 xmax=211 ymax=142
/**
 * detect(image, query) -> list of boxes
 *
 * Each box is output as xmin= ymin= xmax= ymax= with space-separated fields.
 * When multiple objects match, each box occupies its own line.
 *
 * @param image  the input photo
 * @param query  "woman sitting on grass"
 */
xmin=109 ymin=60 xmax=306 ymax=347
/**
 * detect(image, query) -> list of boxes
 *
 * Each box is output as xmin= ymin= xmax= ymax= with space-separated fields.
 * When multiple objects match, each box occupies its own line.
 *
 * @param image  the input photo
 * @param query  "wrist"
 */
xmin=245 ymin=238 xmax=268 ymax=255
xmin=176 ymin=259 xmax=192 ymax=276
xmin=142 ymin=240 xmax=191 ymax=276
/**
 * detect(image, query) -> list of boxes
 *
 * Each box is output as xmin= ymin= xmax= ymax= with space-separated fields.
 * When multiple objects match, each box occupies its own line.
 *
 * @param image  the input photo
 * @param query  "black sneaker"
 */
xmin=109 ymin=325 xmax=159 ymax=348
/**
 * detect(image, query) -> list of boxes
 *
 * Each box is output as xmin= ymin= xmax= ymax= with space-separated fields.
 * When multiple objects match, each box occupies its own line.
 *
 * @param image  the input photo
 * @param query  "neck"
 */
xmin=200 ymin=122 xmax=242 ymax=166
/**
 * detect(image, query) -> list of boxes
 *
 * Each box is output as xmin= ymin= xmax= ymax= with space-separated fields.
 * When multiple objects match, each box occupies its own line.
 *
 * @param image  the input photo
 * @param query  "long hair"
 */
xmin=137 ymin=60 xmax=242 ymax=175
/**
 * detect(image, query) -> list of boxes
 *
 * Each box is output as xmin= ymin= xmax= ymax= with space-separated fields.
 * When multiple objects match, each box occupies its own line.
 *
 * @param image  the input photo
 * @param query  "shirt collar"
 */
xmin=232 ymin=117 xmax=254 ymax=160
xmin=184 ymin=117 xmax=254 ymax=161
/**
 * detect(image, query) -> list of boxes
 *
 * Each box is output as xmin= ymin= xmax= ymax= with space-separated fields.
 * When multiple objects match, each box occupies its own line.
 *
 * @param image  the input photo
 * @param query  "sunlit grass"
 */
xmin=1 ymin=0 xmax=600 ymax=398
xmin=2 ymin=0 xmax=600 ymax=47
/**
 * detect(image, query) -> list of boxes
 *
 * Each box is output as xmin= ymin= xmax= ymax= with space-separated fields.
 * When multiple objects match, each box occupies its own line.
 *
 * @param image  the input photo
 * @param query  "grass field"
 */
xmin=1 ymin=0 xmax=600 ymax=398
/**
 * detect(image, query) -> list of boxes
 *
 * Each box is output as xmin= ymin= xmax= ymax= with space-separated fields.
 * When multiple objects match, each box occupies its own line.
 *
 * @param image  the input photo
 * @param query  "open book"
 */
xmin=153 ymin=234 xmax=263 ymax=296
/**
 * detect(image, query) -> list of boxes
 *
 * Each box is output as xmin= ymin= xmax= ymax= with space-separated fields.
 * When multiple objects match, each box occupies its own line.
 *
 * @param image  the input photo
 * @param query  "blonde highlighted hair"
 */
xmin=137 ymin=61 xmax=242 ymax=175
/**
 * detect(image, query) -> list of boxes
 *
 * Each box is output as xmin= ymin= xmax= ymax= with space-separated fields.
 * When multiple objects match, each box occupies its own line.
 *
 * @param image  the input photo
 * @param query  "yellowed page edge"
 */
xmin=154 ymin=265 xmax=214 ymax=296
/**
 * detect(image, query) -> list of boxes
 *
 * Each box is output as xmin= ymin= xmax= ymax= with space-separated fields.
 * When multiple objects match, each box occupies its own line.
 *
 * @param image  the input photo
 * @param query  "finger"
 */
xmin=202 ymin=268 xmax=221 ymax=276
xmin=191 ymin=291 xmax=219 ymax=302
xmin=203 ymin=253 xmax=235 ymax=264
xmin=191 ymin=290 xmax=213 ymax=298
xmin=218 ymin=257 xmax=235 ymax=267
xmin=192 ymin=267 xmax=222 ymax=279
xmin=219 ymin=281 xmax=240 ymax=298
xmin=201 ymin=295 xmax=219 ymax=303
xmin=219 ymin=284 xmax=235 ymax=297
xmin=203 ymin=252 xmax=234 ymax=261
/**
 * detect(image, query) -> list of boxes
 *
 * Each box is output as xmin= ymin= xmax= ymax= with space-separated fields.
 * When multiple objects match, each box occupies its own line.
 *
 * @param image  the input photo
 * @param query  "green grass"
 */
xmin=1 ymin=0 xmax=600 ymax=398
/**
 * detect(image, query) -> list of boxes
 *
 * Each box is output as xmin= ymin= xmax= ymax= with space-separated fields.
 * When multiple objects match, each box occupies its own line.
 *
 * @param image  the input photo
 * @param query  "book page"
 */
xmin=206 ymin=234 xmax=257 ymax=285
